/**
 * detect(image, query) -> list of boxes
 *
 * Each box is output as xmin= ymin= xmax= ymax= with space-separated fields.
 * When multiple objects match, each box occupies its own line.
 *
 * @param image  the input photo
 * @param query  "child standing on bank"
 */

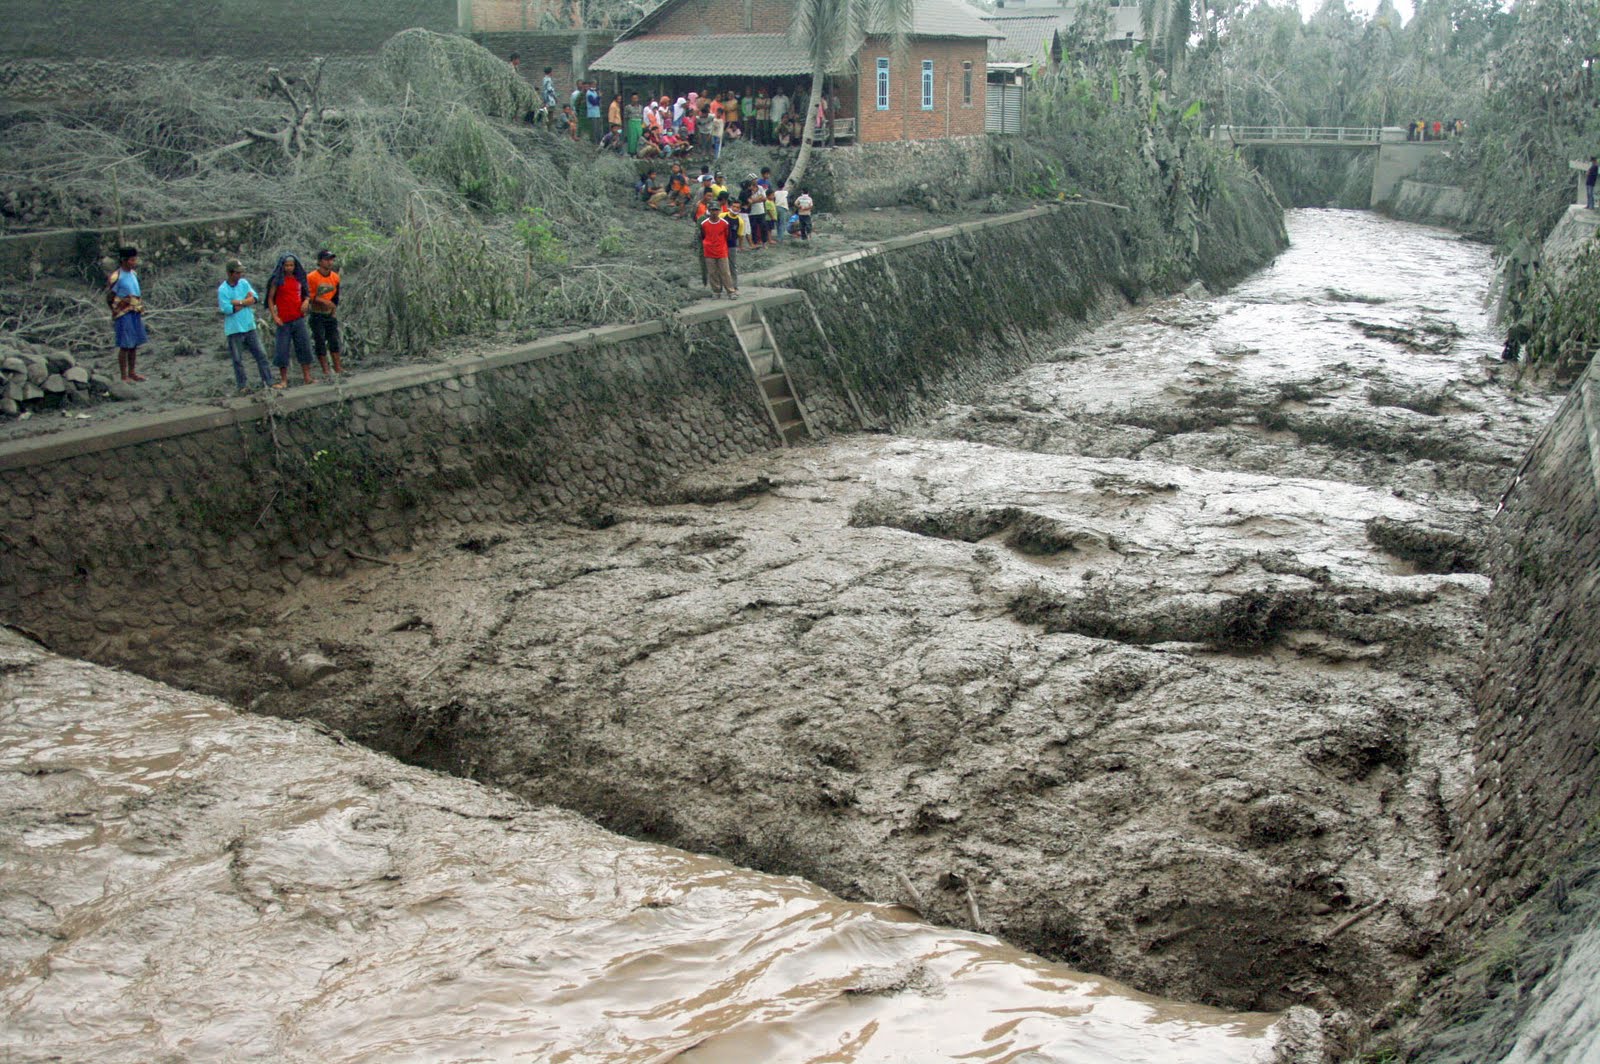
xmin=794 ymin=188 xmax=814 ymax=241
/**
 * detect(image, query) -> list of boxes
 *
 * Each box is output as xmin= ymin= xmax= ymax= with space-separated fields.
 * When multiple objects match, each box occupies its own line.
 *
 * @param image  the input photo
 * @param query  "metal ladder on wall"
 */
xmin=729 ymin=303 xmax=814 ymax=445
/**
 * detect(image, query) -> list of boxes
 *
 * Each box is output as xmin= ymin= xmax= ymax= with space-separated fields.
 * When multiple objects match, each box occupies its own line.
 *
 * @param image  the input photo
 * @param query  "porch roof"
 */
xmin=590 ymin=33 xmax=843 ymax=77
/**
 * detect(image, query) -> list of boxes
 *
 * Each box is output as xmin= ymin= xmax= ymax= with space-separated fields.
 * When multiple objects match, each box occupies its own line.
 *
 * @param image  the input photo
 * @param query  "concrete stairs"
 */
xmin=729 ymin=303 xmax=813 ymax=445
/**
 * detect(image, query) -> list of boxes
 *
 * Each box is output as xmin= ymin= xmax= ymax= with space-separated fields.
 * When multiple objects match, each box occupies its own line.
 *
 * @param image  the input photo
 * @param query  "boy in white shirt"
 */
xmin=794 ymin=189 xmax=814 ymax=241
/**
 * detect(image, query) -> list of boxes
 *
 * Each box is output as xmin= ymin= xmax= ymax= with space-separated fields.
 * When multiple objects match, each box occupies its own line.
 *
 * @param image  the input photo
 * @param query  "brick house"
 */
xmin=589 ymin=0 xmax=996 ymax=145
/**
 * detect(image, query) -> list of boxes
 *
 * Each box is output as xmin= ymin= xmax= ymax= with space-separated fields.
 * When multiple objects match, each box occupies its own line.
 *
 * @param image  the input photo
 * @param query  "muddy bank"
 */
xmin=134 ymin=211 xmax=1558 ymax=1043
xmin=0 ymin=628 xmax=1318 ymax=1062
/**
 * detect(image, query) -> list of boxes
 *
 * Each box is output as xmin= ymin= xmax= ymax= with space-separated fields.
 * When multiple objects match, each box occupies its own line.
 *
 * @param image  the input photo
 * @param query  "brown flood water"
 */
xmin=0 ymin=630 xmax=1293 ymax=1061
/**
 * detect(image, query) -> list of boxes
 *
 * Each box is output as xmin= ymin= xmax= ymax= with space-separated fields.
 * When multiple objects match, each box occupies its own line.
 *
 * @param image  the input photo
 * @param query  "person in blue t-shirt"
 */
xmin=106 ymin=246 xmax=147 ymax=382
xmin=217 ymin=259 xmax=273 ymax=391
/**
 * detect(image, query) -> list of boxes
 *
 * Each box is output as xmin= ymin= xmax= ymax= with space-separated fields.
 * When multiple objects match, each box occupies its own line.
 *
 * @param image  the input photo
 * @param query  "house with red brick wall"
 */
xmin=589 ymin=0 xmax=996 ymax=145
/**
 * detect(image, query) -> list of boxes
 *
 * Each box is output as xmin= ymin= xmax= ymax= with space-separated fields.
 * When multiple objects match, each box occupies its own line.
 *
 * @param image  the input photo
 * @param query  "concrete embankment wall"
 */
xmin=1 ymin=201 xmax=1286 ymax=657
xmin=1443 ymin=360 xmax=1600 ymax=928
xmin=1387 ymin=180 xmax=1471 ymax=228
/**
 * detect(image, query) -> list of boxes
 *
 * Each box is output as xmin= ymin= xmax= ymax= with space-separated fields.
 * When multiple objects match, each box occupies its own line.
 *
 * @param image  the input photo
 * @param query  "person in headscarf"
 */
xmin=673 ymin=97 xmax=687 ymax=132
xmin=265 ymin=252 xmax=315 ymax=387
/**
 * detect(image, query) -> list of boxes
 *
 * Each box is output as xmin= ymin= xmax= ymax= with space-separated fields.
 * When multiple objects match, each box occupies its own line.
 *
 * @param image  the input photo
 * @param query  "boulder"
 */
xmin=24 ymin=358 xmax=47 ymax=386
xmin=0 ymin=398 xmax=17 ymax=416
xmin=1 ymin=356 xmax=24 ymax=375
xmin=45 ymin=353 xmax=76 ymax=374
xmin=103 ymin=378 xmax=140 ymax=401
xmin=41 ymin=374 xmax=67 ymax=394
xmin=64 ymin=366 xmax=90 ymax=385
xmin=4 ymin=379 xmax=22 ymax=402
xmin=22 ymin=383 xmax=43 ymax=401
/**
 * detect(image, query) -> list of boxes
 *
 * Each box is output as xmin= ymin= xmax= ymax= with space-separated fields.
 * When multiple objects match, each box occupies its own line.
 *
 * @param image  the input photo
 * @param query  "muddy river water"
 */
xmin=5 ymin=211 xmax=1560 ymax=1060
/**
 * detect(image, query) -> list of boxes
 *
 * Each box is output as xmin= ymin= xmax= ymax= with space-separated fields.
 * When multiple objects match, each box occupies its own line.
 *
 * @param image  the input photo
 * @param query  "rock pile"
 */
xmin=1 ymin=339 xmax=130 ymax=417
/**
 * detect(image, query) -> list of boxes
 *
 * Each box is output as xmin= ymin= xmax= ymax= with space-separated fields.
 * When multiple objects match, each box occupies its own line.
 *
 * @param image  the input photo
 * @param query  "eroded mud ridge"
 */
xmin=166 ymin=212 xmax=1556 ymax=1031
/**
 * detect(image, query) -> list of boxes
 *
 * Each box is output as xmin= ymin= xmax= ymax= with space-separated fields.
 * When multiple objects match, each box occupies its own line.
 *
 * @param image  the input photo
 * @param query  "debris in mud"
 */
xmin=456 ymin=533 xmax=509 ymax=554
xmin=849 ymin=501 xmax=1109 ymax=555
xmin=1009 ymin=584 xmax=1318 ymax=650
xmin=653 ymin=475 xmax=776 ymax=506
xmin=1352 ymin=319 xmax=1463 ymax=355
xmin=850 ymin=500 xmax=1017 ymax=542
xmin=1324 ymin=288 xmax=1388 ymax=304
xmin=1091 ymin=473 xmax=1179 ymax=497
xmin=1365 ymin=516 xmax=1482 ymax=574
xmin=843 ymin=961 xmax=943 ymax=997
xmin=1364 ymin=384 xmax=1448 ymax=416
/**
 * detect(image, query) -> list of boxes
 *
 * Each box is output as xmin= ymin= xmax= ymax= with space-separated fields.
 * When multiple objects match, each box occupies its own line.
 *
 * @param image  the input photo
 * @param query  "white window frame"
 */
xmin=876 ymin=57 xmax=890 ymax=111
xmin=921 ymin=60 xmax=934 ymax=110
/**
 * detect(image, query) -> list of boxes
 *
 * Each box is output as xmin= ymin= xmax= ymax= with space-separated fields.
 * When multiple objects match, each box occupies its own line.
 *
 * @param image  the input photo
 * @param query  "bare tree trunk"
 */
xmin=786 ymin=68 xmax=827 ymax=188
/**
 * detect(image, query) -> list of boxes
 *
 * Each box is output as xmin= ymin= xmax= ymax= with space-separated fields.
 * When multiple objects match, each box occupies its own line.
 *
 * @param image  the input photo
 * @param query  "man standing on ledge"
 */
xmin=700 ymin=193 xmax=736 ymax=300
xmin=306 ymin=250 xmax=343 ymax=376
xmin=1586 ymin=156 xmax=1597 ymax=210
xmin=218 ymin=259 xmax=272 ymax=392
xmin=106 ymin=246 xmax=147 ymax=382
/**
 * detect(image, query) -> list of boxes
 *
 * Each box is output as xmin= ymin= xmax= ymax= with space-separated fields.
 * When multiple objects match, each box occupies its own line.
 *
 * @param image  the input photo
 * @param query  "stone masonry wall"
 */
xmin=0 ymin=318 xmax=772 ymax=656
xmin=1439 ymin=363 xmax=1600 ymax=930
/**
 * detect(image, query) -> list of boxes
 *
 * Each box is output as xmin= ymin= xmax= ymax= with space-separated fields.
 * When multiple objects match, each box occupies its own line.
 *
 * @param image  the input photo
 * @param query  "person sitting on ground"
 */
xmin=667 ymin=163 xmax=693 ymax=214
xmin=638 ymin=170 xmax=666 ymax=210
xmin=106 ymin=245 xmax=148 ymax=382
xmin=218 ymin=259 xmax=272 ymax=392
xmin=305 ymin=249 xmax=343 ymax=377
xmin=638 ymin=126 xmax=663 ymax=159
xmin=556 ymin=104 xmax=578 ymax=140
xmin=601 ymin=124 xmax=624 ymax=152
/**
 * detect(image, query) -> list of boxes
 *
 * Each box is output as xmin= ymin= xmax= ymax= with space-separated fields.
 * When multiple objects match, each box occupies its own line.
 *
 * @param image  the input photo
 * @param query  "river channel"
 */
xmin=15 ymin=209 xmax=1560 ymax=1059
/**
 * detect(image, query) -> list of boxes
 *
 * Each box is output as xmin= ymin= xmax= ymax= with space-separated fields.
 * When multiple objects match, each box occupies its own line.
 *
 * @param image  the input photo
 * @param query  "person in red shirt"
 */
xmin=266 ymin=253 xmax=314 ymax=387
xmin=700 ymin=194 xmax=736 ymax=299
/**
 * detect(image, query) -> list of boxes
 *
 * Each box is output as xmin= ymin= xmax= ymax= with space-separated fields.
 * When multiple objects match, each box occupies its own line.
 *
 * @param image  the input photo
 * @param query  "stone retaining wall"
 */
xmin=0 ymin=213 xmax=265 ymax=281
xmin=0 ymin=199 xmax=1284 ymax=658
xmin=1441 ymin=362 xmax=1600 ymax=929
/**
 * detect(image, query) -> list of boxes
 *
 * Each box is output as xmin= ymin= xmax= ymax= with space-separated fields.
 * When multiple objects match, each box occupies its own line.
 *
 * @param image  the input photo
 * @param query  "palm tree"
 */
xmin=785 ymin=0 xmax=915 ymax=190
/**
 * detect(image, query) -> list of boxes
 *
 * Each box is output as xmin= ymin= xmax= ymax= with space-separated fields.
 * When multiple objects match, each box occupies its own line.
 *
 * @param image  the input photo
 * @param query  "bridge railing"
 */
xmin=1215 ymin=125 xmax=1383 ymax=145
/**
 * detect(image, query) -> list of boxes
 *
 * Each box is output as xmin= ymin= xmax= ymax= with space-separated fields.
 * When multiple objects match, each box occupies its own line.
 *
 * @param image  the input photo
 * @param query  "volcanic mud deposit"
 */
xmin=153 ymin=211 xmax=1559 ymax=1042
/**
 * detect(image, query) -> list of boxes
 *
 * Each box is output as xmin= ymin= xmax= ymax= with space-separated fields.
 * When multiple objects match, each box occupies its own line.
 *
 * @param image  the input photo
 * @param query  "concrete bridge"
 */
xmin=1213 ymin=125 xmax=1453 ymax=209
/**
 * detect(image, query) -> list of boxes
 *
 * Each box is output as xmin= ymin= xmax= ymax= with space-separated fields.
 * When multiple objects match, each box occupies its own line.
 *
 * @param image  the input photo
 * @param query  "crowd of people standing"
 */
xmin=1407 ymin=118 xmax=1466 ymax=141
xmin=526 ymin=64 xmax=836 ymax=161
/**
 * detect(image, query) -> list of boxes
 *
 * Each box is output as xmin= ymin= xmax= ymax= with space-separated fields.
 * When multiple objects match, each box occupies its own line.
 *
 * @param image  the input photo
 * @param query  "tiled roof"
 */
xmin=982 ymin=14 xmax=1060 ymax=62
xmin=872 ymin=0 xmax=1001 ymax=38
xmin=615 ymin=0 xmax=1000 ymax=43
xmin=590 ymin=34 xmax=836 ymax=76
